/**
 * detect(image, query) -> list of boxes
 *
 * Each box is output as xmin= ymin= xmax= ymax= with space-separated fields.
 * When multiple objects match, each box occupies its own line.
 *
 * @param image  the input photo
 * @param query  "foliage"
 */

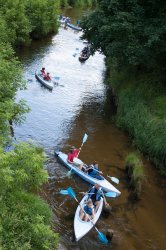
xmin=107 ymin=60 xmax=166 ymax=175
xmin=0 ymin=43 xmax=30 ymax=145
xmin=125 ymin=152 xmax=145 ymax=199
xmin=60 ymin=0 xmax=97 ymax=8
xmin=0 ymin=17 xmax=9 ymax=43
xmin=0 ymin=0 xmax=60 ymax=47
xmin=0 ymin=1 xmax=60 ymax=249
xmin=0 ymin=143 xmax=47 ymax=194
xmin=60 ymin=0 xmax=69 ymax=8
xmin=0 ymin=143 xmax=59 ymax=249
xmin=81 ymin=0 xmax=166 ymax=78
xmin=82 ymin=0 xmax=166 ymax=174
xmin=25 ymin=0 xmax=59 ymax=39
xmin=0 ymin=0 xmax=31 ymax=46
xmin=73 ymin=0 xmax=97 ymax=7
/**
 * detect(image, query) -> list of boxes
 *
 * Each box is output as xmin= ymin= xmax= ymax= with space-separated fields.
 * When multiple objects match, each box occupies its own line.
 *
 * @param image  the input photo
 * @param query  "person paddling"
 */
xmin=40 ymin=67 xmax=46 ymax=77
xmin=44 ymin=72 xmax=51 ymax=81
xmin=67 ymin=147 xmax=84 ymax=170
xmin=85 ymin=161 xmax=104 ymax=180
xmin=87 ymin=183 xmax=108 ymax=211
xmin=79 ymin=199 xmax=95 ymax=222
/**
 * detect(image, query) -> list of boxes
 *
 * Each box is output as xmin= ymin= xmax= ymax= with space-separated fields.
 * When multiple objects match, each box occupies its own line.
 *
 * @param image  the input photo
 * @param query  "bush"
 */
xmin=125 ymin=153 xmax=145 ymax=200
xmin=0 ymin=0 xmax=60 ymax=47
xmin=0 ymin=143 xmax=59 ymax=249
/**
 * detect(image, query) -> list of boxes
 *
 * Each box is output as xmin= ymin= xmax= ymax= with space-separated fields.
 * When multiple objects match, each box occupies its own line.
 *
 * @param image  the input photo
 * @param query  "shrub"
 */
xmin=125 ymin=152 xmax=145 ymax=200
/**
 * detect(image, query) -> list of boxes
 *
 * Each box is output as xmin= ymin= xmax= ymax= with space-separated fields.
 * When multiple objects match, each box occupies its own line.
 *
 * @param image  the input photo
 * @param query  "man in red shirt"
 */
xmin=67 ymin=147 xmax=84 ymax=170
xmin=67 ymin=147 xmax=80 ymax=163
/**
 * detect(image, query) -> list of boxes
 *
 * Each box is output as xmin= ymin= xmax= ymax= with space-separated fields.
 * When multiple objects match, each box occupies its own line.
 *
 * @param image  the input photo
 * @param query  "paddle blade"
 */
xmin=82 ymin=133 xmax=88 ymax=144
xmin=107 ymin=175 xmax=119 ymax=184
xmin=54 ymin=76 xmax=60 ymax=80
xmin=59 ymin=190 xmax=68 ymax=195
xmin=67 ymin=187 xmax=76 ymax=199
xmin=66 ymin=169 xmax=72 ymax=177
xmin=105 ymin=192 xmax=117 ymax=198
xmin=98 ymin=231 xmax=108 ymax=244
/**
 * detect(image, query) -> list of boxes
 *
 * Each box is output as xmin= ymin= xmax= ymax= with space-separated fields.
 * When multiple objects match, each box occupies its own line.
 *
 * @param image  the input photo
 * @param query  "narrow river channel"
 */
xmin=15 ymin=8 xmax=166 ymax=250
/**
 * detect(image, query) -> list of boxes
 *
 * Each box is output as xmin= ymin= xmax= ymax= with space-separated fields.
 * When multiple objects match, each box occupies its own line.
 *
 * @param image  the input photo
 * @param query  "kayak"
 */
xmin=79 ymin=52 xmax=90 ymax=62
xmin=55 ymin=151 xmax=121 ymax=196
xmin=67 ymin=23 xmax=82 ymax=31
xmin=58 ymin=16 xmax=66 ymax=24
xmin=35 ymin=71 xmax=53 ymax=91
xmin=74 ymin=195 xmax=103 ymax=241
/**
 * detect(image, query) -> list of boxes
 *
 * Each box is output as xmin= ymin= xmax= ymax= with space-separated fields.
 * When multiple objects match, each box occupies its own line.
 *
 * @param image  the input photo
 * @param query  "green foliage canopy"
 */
xmin=81 ymin=0 xmax=166 ymax=75
xmin=0 ymin=43 xmax=30 ymax=145
xmin=0 ymin=0 xmax=60 ymax=47
xmin=25 ymin=0 xmax=59 ymax=39
xmin=0 ymin=143 xmax=59 ymax=249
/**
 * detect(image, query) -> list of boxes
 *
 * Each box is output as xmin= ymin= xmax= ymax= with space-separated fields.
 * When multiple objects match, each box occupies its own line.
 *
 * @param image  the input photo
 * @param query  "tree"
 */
xmin=0 ymin=143 xmax=59 ymax=249
xmin=0 ymin=43 xmax=30 ymax=145
xmin=81 ymin=0 xmax=166 ymax=76
xmin=25 ymin=0 xmax=59 ymax=39
xmin=0 ymin=0 xmax=31 ymax=46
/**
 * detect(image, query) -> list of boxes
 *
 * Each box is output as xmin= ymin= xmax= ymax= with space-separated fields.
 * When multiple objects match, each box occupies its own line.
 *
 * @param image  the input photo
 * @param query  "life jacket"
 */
xmin=88 ymin=164 xmax=98 ymax=175
xmin=84 ymin=205 xmax=93 ymax=215
xmin=89 ymin=169 xmax=98 ymax=175
xmin=88 ymin=187 xmax=102 ymax=202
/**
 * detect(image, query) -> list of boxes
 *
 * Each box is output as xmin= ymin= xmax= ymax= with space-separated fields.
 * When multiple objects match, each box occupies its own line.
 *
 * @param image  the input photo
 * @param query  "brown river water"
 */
xmin=15 ymin=8 xmax=166 ymax=250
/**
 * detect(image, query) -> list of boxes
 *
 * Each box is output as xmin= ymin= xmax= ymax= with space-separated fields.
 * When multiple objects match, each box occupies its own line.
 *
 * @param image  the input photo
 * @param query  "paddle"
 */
xmin=72 ymin=53 xmax=77 ymax=57
xmin=72 ymin=48 xmax=80 ymax=57
xmin=66 ymin=133 xmax=88 ymax=177
xmin=59 ymin=190 xmax=68 ymax=195
xmin=60 ymin=190 xmax=117 ymax=198
xmin=78 ymin=133 xmax=88 ymax=156
xmin=67 ymin=187 xmax=108 ymax=244
xmin=79 ymin=191 xmax=117 ymax=198
xmin=107 ymin=175 xmax=119 ymax=184
xmin=53 ymin=76 xmax=60 ymax=80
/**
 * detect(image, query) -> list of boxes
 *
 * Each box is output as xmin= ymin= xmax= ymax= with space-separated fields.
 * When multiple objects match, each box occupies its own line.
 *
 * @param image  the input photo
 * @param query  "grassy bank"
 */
xmin=106 ymin=59 xmax=166 ymax=176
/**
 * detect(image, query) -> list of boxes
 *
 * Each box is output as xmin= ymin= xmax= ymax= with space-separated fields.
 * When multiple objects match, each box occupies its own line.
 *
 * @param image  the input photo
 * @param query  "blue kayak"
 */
xmin=55 ymin=151 xmax=121 ymax=196
xmin=67 ymin=23 xmax=82 ymax=31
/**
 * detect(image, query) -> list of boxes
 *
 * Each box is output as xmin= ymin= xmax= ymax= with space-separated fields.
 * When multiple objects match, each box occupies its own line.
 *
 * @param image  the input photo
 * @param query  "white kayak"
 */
xmin=74 ymin=195 xmax=103 ymax=241
xmin=35 ymin=71 xmax=54 ymax=90
xmin=55 ymin=151 xmax=121 ymax=196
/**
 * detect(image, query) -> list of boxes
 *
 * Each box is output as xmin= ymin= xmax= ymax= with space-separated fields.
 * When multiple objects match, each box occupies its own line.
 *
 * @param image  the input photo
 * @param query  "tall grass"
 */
xmin=125 ymin=153 xmax=145 ymax=199
xmin=107 ymin=59 xmax=166 ymax=175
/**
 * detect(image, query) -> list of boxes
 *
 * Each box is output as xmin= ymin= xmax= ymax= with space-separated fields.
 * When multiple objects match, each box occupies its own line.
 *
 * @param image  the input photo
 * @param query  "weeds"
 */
xmin=125 ymin=153 xmax=145 ymax=200
xmin=106 ymin=60 xmax=166 ymax=175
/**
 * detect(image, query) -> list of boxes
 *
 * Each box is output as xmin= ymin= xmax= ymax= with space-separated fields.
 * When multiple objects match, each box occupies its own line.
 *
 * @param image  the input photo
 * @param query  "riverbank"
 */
xmin=106 ymin=59 xmax=166 ymax=176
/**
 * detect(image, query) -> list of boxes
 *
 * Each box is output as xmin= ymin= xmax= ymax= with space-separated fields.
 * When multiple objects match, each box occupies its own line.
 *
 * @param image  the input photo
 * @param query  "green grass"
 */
xmin=106 ymin=59 xmax=166 ymax=175
xmin=125 ymin=153 xmax=145 ymax=199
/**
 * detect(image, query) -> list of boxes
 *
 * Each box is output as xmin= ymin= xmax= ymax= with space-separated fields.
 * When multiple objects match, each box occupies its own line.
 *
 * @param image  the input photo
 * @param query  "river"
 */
xmin=15 ymin=8 xmax=166 ymax=250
